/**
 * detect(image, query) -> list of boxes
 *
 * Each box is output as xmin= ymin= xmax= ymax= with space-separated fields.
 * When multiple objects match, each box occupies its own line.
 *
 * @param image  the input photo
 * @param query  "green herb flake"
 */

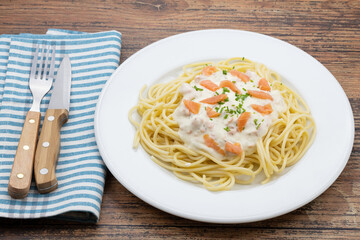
xmin=193 ymin=86 xmax=203 ymax=91
xmin=224 ymin=126 xmax=230 ymax=132
xmin=215 ymin=92 xmax=219 ymax=96
xmin=222 ymin=70 xmax=228 ymax=75
xmin=224 ymin=114 xmax=229 ymax=119
xmin=242 ymin=57 xmax=245 ymax=60
xmin=250 ymin=80 xmax=254 ymax=83
xmin=240 ymin=93 xmax=250 ymax=101
xmin=222 ymin=87 xmax=230 ymax=94
xmin=232 ymin=66 xmax=235 ymax=69
xmin=254 ymin=118 xmax=262 ymax=129
xmin=210 ymin=118 xmax=213 ymax=121
xmin=242 ymin=88 xmax=247 ymax=92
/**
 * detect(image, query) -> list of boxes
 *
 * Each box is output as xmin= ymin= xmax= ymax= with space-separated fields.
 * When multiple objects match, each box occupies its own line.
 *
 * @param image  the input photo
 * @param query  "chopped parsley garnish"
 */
xmin=242 ymin=88 xmax=247 ymax=92
xmin=224 ymin=126 xmax=230 ymax=132
xmin=222 ymin=70 xmax=228 ymax=75
xmin=193 ymin=86 xmax=203 ymax=91
xmin=224 ymin=114 xmax=229 ymax=119
xmin=218 ymin=97 xmax=229 ymax=105
xmin=250 ymin=80 xmax=254 ymax=83
xmin=210 ymin=118 xmax=213 ymax=121
xmin=232 ymin=66 xmax=235 ymax=69
xmin=232 ymin=81 xmax=236 ymax=83
xmin=254 ymin=118 xmax=262 ymax=129
xmin=236 ymin=104 xmax=246 ymax=114
xmin=225 ymin=107 xmax=236 ymax=114
xmin=239 ymin=93 xmax=250 ymax=101
xmin=222 ymin=87 xmax=230 ymax=94
xmin=215 ymin=92 xmax=219 ymax=95
xmin=242 ymin=57 xmax=245 ymax=60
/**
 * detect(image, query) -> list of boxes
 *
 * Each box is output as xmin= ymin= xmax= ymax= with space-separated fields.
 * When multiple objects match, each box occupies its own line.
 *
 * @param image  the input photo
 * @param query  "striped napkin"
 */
xmin=0 ymin=29 xmax=121 ymax=222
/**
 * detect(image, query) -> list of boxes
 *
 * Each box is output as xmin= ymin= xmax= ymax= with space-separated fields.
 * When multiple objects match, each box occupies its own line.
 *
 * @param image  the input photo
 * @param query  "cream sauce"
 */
xmin=173 ymin=69 xmax=286 ymax=159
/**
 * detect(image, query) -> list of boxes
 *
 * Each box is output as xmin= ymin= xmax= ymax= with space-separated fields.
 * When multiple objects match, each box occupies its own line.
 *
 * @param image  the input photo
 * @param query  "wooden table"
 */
xmin=0 ymin=0 xmax=359 ymax=239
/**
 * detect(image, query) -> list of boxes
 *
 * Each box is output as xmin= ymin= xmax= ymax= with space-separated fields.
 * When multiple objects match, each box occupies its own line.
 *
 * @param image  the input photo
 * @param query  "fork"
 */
xmin=8 ymin=44 xmax=56 ymax=199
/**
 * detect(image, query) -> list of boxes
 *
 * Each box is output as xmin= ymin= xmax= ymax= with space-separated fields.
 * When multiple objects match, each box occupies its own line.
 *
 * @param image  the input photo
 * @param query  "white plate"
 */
xmin=94 ymin=29 xmax=354 ymax=223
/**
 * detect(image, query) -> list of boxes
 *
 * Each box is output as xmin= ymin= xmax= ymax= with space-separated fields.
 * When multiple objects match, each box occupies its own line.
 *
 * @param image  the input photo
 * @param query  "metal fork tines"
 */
xmin=8 ymin=44 xmax=56 ymax=199
xmin=30 ymin=45 xmax=56 ymax=112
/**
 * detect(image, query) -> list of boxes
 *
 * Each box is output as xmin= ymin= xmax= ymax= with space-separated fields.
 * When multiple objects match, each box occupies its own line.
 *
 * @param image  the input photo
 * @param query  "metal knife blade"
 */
xmin=48 ymin=55 xmax=71 ymax=110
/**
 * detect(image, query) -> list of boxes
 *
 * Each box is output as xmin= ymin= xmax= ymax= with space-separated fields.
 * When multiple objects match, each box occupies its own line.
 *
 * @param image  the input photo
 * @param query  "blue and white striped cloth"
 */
xmin=0 ymin=29 xmax=121 ymax=222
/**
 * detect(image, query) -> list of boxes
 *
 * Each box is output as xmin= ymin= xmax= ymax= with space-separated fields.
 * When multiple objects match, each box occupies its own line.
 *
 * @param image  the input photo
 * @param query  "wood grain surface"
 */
xmin=0 ymin=0 xmax=359 ymax=239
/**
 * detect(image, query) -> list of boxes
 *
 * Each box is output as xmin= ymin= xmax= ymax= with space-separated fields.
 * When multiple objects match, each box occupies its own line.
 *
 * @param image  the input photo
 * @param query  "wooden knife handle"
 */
xmin=8 ymin=111 xmax=41 ymax=199
xmin=34 ymin=109 xmax=69 ymax=193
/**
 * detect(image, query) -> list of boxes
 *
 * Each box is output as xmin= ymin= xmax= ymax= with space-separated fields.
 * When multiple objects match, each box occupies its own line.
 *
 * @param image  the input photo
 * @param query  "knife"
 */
xmin=34 ymin=55 xmax=71 ymax=193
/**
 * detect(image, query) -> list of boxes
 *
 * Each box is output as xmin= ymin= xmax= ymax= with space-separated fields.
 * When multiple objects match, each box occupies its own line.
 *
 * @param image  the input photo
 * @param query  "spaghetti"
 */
xmin=129 ymin=58 xmax=316 ymax=191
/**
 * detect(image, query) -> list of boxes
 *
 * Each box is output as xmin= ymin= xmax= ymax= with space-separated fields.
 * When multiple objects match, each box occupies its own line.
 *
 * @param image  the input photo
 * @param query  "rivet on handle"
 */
xmin=23 ymin=145 xmax=29 ymax=150
xmin=40 ymin=168 xmax=48 ymax=175
xmin=42 ymin=142 xmax=50 ymax=148
xmin=17 ymin=173 xmax=24 ymax=179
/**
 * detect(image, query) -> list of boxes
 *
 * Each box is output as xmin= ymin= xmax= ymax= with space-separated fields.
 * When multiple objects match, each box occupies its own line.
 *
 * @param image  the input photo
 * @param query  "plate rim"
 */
xmin=94 ymin=29 xmax=355 ymax=223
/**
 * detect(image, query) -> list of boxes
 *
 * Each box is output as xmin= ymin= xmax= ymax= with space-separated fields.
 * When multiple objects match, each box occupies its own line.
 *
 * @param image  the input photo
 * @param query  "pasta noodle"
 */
xmin=129 ymin=58 xmax=316 ymax=191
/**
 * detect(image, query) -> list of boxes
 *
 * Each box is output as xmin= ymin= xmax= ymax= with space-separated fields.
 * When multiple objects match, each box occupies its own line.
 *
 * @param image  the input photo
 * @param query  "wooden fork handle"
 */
xmin=8 ymin=111 xmax=41 ymax=199
xmin=34 ymin=109 xmax=69 ymax=193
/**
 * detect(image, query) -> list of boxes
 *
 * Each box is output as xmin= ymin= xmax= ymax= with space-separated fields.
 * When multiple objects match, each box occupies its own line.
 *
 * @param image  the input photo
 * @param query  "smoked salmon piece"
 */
xmin=183 ymin=99 xmax=201 ymax=114
xmin=248 ymin=90 xmax=273 ymax=100
xmin=201 ymin=66 xmax=217 ymax=76
xmin=219 ymin=80 xmax=241 ymax=94
xmin=258 ymin=78 xmax=271 ymax=91
xmin=203 ymin=134 xmax=225 ymax=155
xmin=225 ymin=142 xmax=243 ymax=155
xmin=251 ymin=103 xmax=273 ymax=115
xmin=206 ymin=107 xmax=221 ymax=118
xmin=200 ymin=80 xmax=220 ymax=92
xmin=200 ymin=94 xmax=228 ymax=104
xmin=237 ymin=112 xmax=251 ymax=132
xmin=229 ymin=70 xmax=250 ymax=83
